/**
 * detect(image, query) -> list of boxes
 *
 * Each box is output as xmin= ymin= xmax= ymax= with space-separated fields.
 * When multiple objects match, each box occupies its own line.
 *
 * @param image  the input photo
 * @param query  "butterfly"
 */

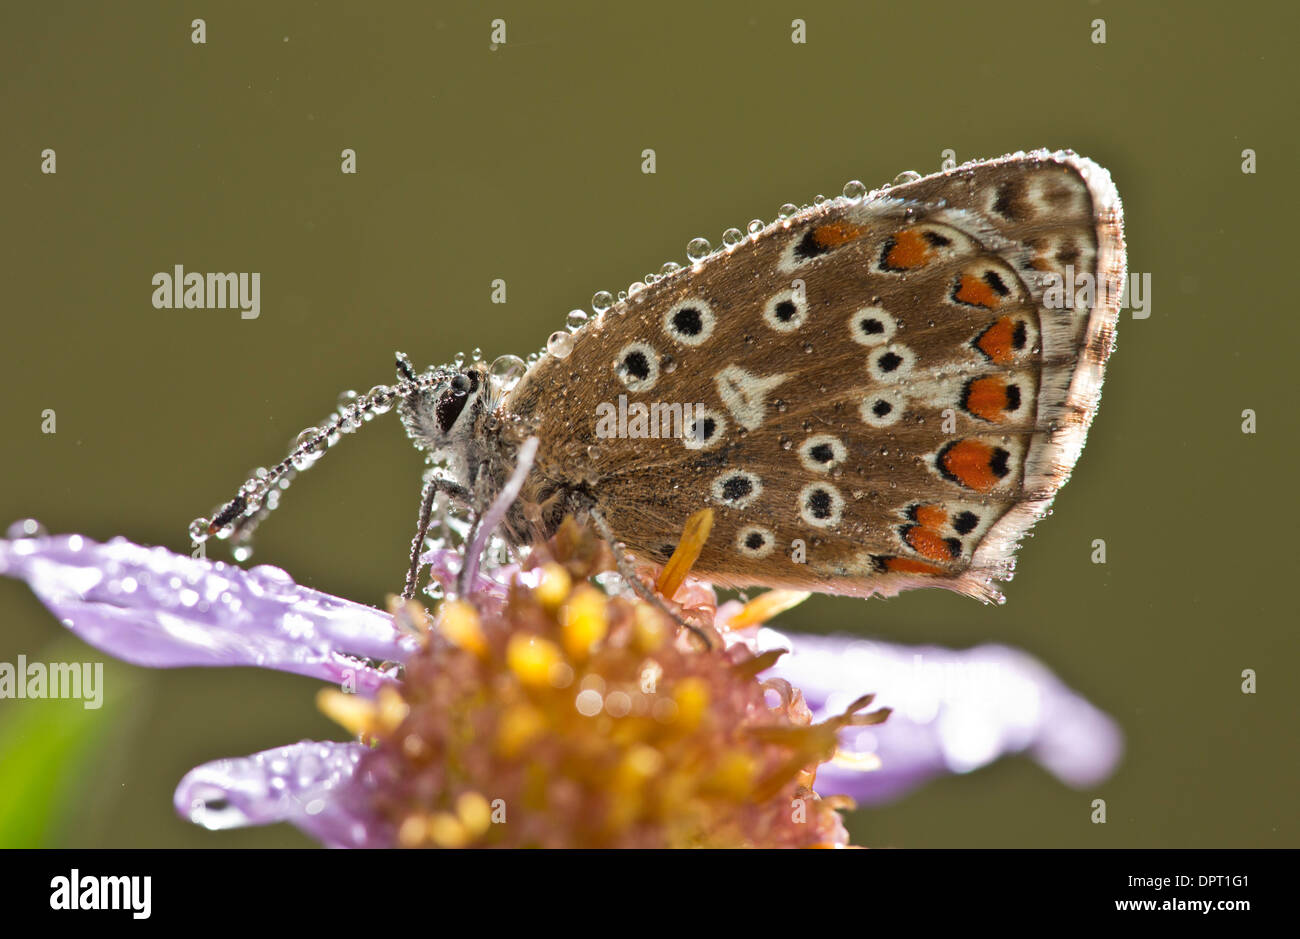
xmin=194 ymin=149 xmax=1125 ymax=618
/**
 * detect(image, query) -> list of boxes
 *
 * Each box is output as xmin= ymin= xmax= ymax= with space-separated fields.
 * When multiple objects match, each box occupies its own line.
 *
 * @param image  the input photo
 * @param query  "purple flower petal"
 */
xmin=175 ymin=740 xmax=391 ymax=848
xmin=759 ymin=630 xmax=1123 ymax=803
xmin=0 ymin=534 xmax=415 ymax=695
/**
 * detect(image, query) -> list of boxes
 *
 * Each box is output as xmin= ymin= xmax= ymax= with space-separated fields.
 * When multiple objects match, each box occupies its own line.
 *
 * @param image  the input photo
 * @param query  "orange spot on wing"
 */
xmin=884 ymin=229 xmax=932 ymax=269
xmin=965 ymin=376 xmax=1009 ymax=422
xmin=975 ymin=316 xmax=1017 ymax=364
xmin=913 ymin=503 xmax=947 ymax=530
xmin=814 ymin=220 xmax=868 ymax=248
xmin=940 ymin=439 xmax=1004 ymax=492
xmin=954 ymin=274 xmax=1001 ymax=308
xmin=881 ymin=557 xmax=946 ymax=575
xmin=903 ymin=526 xmax=952 ymax=562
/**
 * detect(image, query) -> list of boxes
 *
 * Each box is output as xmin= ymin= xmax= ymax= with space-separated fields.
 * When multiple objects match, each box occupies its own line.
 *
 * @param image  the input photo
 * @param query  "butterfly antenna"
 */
xmin=188 ymin=352 xmax=439 ymax=556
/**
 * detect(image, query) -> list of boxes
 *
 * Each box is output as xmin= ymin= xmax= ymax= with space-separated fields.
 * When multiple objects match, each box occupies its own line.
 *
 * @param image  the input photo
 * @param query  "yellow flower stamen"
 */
xmin=706 ymin=750 xmax=758 ymax=798
xmin=387 ymin=596 xmax=432 ymax=637
xmin=376 ymin=684 xmax=410 ymax=734
xmin=726 ymin=589 xmax=812 ymax=630
xmin=655 ymin=508 xmax=713 ymax=599
xmin=456 ymin=792 xmax=493 ymax=838
xmin=316 ymin=688 xmax=378 ymax=736
xmin=496 ymin=702 xmax=546 ymax=757
xmin=672 ymin=677 xmax=710 ymax=732
xmin=561 ymin=584 xmax=608 ymax=658
xmin=830 ymin=749 xmax=884 ymax=772
xmin=438 ymin=599 xmax=488 ymax=656
xmin=397 ymin=813 xmax=429 ymax=848
xmin=633 ymin=603 xmax=668 ymax=652
xmin=506 ymin=633 xmax=564 ymax=688
xmin=427 ymin=812 xmax=470 ymax=848
xmin=535 ymin=562 xmax=572 ymax=611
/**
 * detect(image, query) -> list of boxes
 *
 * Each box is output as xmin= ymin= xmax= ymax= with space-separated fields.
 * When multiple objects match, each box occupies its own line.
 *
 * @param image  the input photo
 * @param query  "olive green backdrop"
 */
xmin=1 ymin=0 xmax=1295 ymax=847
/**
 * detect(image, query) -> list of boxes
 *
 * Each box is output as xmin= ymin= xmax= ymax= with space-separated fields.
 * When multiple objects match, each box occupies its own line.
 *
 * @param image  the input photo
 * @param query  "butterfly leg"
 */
xmin=580 ymin=500 xmax=714 ymax=650
xmin=402 ymin=473 xmax=472 ymax=600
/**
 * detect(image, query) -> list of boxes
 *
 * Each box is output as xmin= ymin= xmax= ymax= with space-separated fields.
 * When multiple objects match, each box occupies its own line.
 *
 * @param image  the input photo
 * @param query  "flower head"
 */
xmin=336 ymin=519 xmax=876 ymax=848
xmin=0 ymin=517 xmax=1122 ymax=848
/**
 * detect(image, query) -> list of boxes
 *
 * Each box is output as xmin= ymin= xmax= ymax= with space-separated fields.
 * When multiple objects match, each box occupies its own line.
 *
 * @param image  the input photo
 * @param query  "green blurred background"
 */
xmin=1 ymin=0 xmax=1295 ymax=847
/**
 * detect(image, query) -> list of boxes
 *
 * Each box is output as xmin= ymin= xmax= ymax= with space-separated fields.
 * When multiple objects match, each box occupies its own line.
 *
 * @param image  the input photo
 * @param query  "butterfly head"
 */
xmin=394 ymin=353 xmax=485 ymax=450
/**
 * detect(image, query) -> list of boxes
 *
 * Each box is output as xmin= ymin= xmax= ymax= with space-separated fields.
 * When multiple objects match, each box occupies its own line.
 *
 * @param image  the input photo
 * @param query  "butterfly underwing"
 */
xmin=196 ymin=149 xmax=1125 ymax=609
xmin=495 ymin=149 xmax=1126 ymax=603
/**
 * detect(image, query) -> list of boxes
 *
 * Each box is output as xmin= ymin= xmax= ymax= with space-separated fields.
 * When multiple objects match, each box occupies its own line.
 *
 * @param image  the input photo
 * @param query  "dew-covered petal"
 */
xmin=174 ymin=740 xmax=392 ymax=848
xmin=0 ymin=535 xmax=415 ymax=694
xmin=758 ymin=630 xmax=1123 ymax=803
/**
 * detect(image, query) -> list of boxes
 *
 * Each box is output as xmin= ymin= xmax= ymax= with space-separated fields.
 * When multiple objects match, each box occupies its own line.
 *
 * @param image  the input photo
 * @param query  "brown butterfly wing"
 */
xmin=505 ymin=150 xmax=1125 ymax=603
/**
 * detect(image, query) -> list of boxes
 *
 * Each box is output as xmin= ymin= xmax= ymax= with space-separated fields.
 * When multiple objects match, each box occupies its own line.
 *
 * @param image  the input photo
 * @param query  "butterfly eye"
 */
xmin=435 ymin=385 xmax=470 ymax=433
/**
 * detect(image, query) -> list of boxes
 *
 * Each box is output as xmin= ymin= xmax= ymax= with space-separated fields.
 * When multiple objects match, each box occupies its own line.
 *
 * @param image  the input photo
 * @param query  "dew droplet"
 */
xmin=189 ymin=517 xmax=211 ymax=542
xmin=336 ymin=389 xmax=358 ymax=413
xmin=722 ymin=227 xmax=743 ymax=248
xmin=591 ymin=290 xmax=614 ymax=313
xmin=660 ymin=261 xmax=682 ymax=277
xmin=842 ymin=179 xmax=867 ymax=201
xmin=747 ymin=219 xmax=764 ymax=238
xmin=338 ymin=405 xmax=362 ymax=433
xmin=774 ymin=399 xmax=788 ymax=413
xmin=586 ymin=444 xmax=603 ymax=461
xmin=661 ymin=354 xmax=677 ymax=374
xmin=566 ymin=309 xmax=588 ymax=331
xmin=547 ymin=331 xmax=574 ymax=359
xmin=367 ymin=385 xmax=394 ymax=415
xmin=490 ymin=354 xmax=526 ymax=389
xmin=893 ymin=170 xmax=923 ymax=186
xmin=778 ymin=203 xmax=798 ymax=219
xmin=6 ymin=518 xmax=47 ymax=539
xmin=232 ymin=544 xmax=253 ymax=562
xmin=813 ymin=193 xmax=826 ymax=205
xmin=779 ymin=436 xmax=792 ymax=450
xmin=627 ymin=281 xmax=646 ymax=296
xmin=686 ymin=237 xmax=712 ymax=263
xmin=293 ymin=428 xmax=327 ymax=469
